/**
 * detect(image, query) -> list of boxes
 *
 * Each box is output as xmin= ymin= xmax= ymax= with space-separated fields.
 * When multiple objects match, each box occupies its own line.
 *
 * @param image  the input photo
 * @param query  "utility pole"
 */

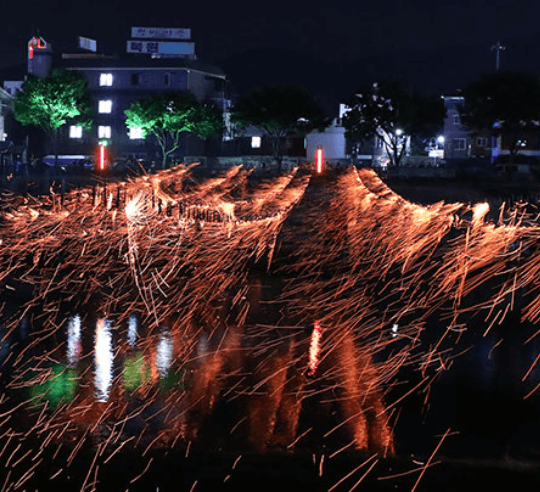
xmin=491 ymin=41 xmax=505 ymax=72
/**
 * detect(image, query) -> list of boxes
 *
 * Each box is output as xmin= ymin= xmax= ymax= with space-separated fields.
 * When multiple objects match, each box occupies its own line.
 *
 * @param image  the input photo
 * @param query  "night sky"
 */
xmin=2 ymin=0 xmax=540 ymax=113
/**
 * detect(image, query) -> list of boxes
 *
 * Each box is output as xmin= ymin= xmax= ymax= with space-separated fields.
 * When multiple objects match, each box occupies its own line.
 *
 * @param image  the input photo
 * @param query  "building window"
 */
xmin=476 ymin=137 xmax=488 ymax=147
xmin=131 ymin=73 xmax=140 ymax=86
xmin=99 ymin=73 xmax=113 ymax=86
xmin=164 ymin=73 xmax=171 ymax=86
xmin=98 ymin=100 xmax=112 ymax=113
xmin=251 ymin=136 xmax=261 ymax=148
xmin=69 ymin=125 xmax=82 ymax=138
xmin=453 ymin=114 xmax=461 ymax=125
xmin=129 ymin=127 xmax=144 ymax=140
xmin=98 ymin=126 xmax=111 ymax=139
xmin=454 ymin=138 xmax=467 ymax=151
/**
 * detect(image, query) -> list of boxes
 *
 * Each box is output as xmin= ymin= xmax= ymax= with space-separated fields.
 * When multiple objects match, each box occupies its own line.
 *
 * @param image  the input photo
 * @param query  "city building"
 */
xmin=441 ymin=95 xmax=493 ymax=161
xmin=0 ymin=87 xmax=12 ymax=142
xmin=441 ymin=96 xmax=471 ymax=160
xmin=0 ymin=87 xmax=16 ymax=168
xmin=5 ymin=29 xmax=229 ymax=165
xmin=60 ymin=54 xmax=228 ymax=163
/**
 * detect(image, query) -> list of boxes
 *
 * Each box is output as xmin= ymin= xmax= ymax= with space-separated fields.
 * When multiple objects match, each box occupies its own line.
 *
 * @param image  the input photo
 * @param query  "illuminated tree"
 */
xmin=231 ymin=84 xmax=329 ymax=172
xmin=124 ymin=91 xmax=224 ymax=169
xmin=461 ymin=71 xmax=540 ymax=161
xmin=13 ymin=69 xmax=93 ymax=166
xmin=343 ymin=82 xmax=445 ymax=166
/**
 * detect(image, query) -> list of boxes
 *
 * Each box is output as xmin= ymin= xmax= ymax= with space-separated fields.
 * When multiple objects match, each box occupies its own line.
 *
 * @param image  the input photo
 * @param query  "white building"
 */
xmin=305 ymin=122 xmax=346 ymax=161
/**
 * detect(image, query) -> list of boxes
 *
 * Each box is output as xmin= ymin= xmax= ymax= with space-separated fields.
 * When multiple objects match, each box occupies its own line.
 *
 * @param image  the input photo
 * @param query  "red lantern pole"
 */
xmin=315 ymin=146 xmax=324 ymax=174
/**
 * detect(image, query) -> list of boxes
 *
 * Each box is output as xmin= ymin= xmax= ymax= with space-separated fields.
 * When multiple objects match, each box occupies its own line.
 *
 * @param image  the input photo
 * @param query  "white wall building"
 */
xmin=305 ymin=123 xmax=346 ymax=161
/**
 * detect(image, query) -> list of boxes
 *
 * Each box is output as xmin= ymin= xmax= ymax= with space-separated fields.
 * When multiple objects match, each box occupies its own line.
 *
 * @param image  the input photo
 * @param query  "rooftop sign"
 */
xmin=126 ymin=40 xmax=195 ymax=56
xmin=130 ymin=27 xmax=191 ymax=40
xmin=28 ymin=36 xmax=47 ymax=59
xmin=78 ymin=36 xmax=97 ymax=52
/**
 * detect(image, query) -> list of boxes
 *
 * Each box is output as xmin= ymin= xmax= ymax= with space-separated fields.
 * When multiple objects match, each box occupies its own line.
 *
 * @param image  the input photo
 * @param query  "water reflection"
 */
xmin=127 ymin=313 xmax=138 ymax=347
xmin=10 ymin=311 xmax=395 ymax=456
xmin=66 ymin=314 xmax=82 ymax=367
xmin=94 ymin=318 xmax=113 ymax=402
xmin=155 ymin=331 xmax=173 ymax=377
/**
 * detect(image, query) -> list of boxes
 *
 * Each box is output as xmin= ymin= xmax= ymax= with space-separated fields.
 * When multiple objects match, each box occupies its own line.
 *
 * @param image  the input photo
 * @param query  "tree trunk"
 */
xmin=158 ymin=140 xmax=168 ymax=169
xmin=22 ymin=134 xmax=29 ymax=164
xmin=53 ymin=127 xmax=59 ymax=170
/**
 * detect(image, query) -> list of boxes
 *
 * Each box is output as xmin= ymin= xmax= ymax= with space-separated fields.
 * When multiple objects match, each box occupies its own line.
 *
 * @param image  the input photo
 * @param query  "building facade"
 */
xmin=442 ymin=96 xmax=493 ymax=161
xmin=5 ymin=30 xmax=229 ymax=165
xmin=442 ymin=96 xmax=471 ymax=159
xmin=60 ymin=55 xmax=228 ymax=163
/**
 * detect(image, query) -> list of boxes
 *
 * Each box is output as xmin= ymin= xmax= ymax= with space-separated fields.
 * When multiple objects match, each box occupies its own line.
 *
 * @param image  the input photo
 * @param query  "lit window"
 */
xmin=98 ymin=126 xmax=111 ymax=139
xmin=453 ymin=114 xmax=461 ymax=125
xmin=129 ymin=127 xmax=144 ymax=140
xmin=69 ymin=125 xmax=83 ymax=138
xmin=99 ymin=100 xmax=112 ymax=113
xmin=251 ymin=136 xmax=261 ymax=148
xmin=99 ymin=73 xmax=113 ymax=86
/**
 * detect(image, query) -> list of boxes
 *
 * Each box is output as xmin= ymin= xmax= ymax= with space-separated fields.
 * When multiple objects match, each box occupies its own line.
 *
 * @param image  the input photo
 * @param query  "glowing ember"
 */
xmin=308 ymin=320 xmax=323 ymax=376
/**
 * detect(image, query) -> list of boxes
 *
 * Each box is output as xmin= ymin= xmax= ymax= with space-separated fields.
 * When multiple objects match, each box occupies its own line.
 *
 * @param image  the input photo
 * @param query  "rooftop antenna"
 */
xmin=491 ymin=41 xmax=505 ymax=72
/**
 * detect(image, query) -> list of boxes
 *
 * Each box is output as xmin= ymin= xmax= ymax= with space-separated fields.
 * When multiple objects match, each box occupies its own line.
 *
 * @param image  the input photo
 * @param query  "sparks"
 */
xmin=308 ymin=321 xmax=323 ymax=376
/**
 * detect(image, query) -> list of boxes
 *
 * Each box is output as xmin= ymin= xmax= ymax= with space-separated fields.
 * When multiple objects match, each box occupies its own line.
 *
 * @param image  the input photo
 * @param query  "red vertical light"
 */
xmin=99 ymin=145 xmax=106 ymax=170
xmin=315 ymin=147 xmax=324 ymax=174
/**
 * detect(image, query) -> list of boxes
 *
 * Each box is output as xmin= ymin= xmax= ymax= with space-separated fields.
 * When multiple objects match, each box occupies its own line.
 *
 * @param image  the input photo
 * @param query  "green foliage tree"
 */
xmin=230 ymin=84 xmax=329 ymax=171
xmin=461 ymin=71 xmax=540 ymax=161
xmin=13 ymin=69 xmax=93 ymax=166
xmin=124 ymin=91 xmax=224 ymax=169
xmin=343 ymin=81 xmax=445 ymax=166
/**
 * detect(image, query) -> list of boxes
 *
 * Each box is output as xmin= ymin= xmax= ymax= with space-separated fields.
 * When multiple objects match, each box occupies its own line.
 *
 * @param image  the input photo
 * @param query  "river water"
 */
xmin=1 ymin=166 xmax=540 ymax=490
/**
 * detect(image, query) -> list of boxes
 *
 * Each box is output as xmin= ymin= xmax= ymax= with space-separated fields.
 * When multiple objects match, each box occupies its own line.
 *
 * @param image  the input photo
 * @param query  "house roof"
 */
xmin=60 ymin=55 xmax=226 ymax=78
xmin=0 ymin=86 xmax=12 ymax=101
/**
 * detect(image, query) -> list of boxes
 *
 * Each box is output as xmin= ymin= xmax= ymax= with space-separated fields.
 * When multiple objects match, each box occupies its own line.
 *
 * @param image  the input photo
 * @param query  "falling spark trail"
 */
xmin=3 ymin=163 xmax=540 ymax=488
xmin=328 ymin=454 xmax=378 ymax=492
xmin=308 ymin=321 xmax=323 ymax=376
xmin=410 ymin=428 xmax=452 ymax=492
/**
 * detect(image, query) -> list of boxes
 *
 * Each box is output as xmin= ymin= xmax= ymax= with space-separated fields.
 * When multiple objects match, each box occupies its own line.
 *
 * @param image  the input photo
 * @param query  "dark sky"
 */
xmin=2 ymin=0 xmax=540 ymax=111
